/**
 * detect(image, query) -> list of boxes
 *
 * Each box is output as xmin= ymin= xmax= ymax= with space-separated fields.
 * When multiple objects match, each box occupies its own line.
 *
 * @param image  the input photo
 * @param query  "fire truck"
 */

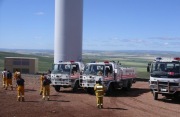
xmin=79 ymin=61 xmax=136 ymax=95
xmin=50 ymin=61 xmax=84 ymax=92
xmin=147 ymin=57 xmax=180 ymax=100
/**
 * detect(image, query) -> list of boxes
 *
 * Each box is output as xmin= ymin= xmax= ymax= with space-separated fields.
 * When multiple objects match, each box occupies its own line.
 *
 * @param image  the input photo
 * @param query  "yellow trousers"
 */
xmin=40 ymin=83 xmax=43 ymax=94
xmin=2 ymin=77 xmax=7 ymax=87
xmin=96 ymin=96 xmax=103 ymax=106
xmin=6 ymin=79 xmax=13 ymax=89
xmin=17 ymin=86 xmax=24 ymax=98
xmin=43 ymin=85 xmax=50 ymax=98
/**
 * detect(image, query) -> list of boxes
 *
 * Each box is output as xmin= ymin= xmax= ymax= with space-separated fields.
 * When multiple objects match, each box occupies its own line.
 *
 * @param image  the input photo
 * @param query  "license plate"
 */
xmin=88 ymin=80 xmax=94 ymax=83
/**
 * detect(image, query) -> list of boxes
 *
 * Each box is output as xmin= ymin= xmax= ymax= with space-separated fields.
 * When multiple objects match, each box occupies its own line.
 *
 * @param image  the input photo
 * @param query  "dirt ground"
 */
xmin=0 ymin=74 xmax=180 ymax=117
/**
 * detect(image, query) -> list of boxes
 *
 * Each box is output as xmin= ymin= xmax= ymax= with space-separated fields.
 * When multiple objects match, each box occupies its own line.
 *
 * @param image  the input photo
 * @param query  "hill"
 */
xmin=0 ymin=51 xmax=53 ymax=72
xmin=1 ymin=50 xmax=180 ymax=78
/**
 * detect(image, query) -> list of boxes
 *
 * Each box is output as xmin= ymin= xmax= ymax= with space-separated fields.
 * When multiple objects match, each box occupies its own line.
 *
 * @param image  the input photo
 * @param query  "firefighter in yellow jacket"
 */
xmin=42 ymin=76 xmax=51 ymax=101
xmin=5 ymin=70 xmax=13 ymax=90
xmin=2 ymin=68 xmax=7 ymax=88
xmin=39 ymin=73 xmax=45 ymax=95
xmin=14 ymin=69 xmax=20 ymax=81
xmin=16 ymin=74 xmax=25 ymax=102
xmin=94 ymin=79 xmax=106 ymax=109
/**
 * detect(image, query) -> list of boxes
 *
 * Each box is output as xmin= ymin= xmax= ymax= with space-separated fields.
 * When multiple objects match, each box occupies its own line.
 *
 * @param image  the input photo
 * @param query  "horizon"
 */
xmin=1 ymin=48 xmax=180 ymax=53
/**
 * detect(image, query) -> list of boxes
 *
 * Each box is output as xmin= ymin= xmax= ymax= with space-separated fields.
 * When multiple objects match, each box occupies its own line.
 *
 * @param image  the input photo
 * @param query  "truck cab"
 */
xmin=147 ymin=57 xmax=180 ymax=100
xmin=50 ymin=61 xmax=84 ymax=92
xmin=80 ymin=61 xmax=116 ymax=94
xmin=80 ymin=61 xmax=136 ymax=95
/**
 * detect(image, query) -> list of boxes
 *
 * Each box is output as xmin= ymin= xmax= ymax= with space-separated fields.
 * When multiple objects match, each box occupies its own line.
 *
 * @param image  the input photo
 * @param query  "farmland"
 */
xmin=0 ymin=50 xmax=180 ymax=117
xmin=0 ymin=50 xmax=180 ymax=78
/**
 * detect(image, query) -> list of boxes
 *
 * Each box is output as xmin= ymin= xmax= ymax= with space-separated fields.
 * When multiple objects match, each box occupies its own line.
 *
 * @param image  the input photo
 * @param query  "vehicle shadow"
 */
xmin=58 ymin=88 xmax=87 ymax=94
xmin=59 ymin=87 xmax=151 ymax=98
xmin=48 ymin=100 xmax=70 ymax=102
xmin=102 ymin=107 xmax=128 ymax=110
xmin=24 ymin=100 xmax=40 ymax=102
xmin=106 ymin=88 xmax=150 ymax=97
xmin=158 ymin=98 xmax=180 ymax=104
xmin=25 ymin=89 xmax=37 ymax=92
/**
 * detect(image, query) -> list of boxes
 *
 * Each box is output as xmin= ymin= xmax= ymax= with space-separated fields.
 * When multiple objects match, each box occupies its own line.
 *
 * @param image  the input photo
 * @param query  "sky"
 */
xmin=0 ymin=0 xmax=180 ymax=52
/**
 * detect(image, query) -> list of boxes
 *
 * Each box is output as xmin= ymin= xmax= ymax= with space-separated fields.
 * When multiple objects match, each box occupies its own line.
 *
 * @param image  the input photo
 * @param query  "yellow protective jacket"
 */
xmin=14 ymin=71 xmax=20 ymax=80
xmin=94 ymin=84 xmax=105 ymax=97
xmin=40 ymin=75 xmax=45 ymax=85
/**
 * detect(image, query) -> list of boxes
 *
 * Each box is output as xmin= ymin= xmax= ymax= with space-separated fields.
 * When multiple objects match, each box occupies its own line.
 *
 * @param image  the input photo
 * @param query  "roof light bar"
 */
xmin=174 ymin=57 xmax=180 ymax=61
xmin=70 ymin=60 xmax=75 ymax=63
xmin=104 ymin=61 xmax=109 ymax=63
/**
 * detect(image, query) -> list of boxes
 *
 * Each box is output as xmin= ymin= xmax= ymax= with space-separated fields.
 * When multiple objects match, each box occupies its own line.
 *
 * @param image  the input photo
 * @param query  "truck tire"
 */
xmin=106 ymin=83 xmax=113 ymax=96
xmin=153 ymin=92 xmax=158 ymax=100
xmin=72 ymin=81 xmax=79 ymax=92
xmin=87 ymin=88 xmax=94 ymax=95
xmin=122 ymin=81 xmax=132 ymax=91
xmin=54 ymin=85 xmax=61 ymax=92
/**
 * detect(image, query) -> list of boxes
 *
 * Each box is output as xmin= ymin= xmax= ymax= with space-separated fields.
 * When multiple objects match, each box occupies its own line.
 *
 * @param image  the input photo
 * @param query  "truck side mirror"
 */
xmin=80 ymin=70 xmax=84 ymax=75
xmin=147 ymin=63 xmax=151 ymax=72
xmin=147 ymin=66 xmax=150 ymax=72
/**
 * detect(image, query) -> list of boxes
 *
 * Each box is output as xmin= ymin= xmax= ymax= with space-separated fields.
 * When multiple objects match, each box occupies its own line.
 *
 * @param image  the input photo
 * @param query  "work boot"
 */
xmin=97 ymin=105 xmax=100 ymax=109
xmin=17 ymin=97 xmax=20 ymax=102
xmin=40 ymin=91 xmax=42 ymax=95
xmin=22 ymin=97 xmax=25 ymax=102
xmin=101 ymin=105 xmax=103 ymax=109
xmin=42 ymin=96 xmax=45 ymax=100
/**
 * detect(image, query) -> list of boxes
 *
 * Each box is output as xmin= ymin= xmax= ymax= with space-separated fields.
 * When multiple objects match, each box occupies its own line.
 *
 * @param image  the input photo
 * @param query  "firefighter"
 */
xmin=48 ymin=69 xmax=51 ymax=74
xmin=14 ymin=69 xmax=20 ymax=81
xmin=2 ymin=68 xmax=7 ymax=88
xmin=5 ymin=70 xmax=13 ymax=90
xmin=39 ymin=73 xmax=45 ymax=95
xmin=105 ymin=67 xmax=111 ymax=77
xmin=42 ymin=76 xmax=51 ymax=101
xmin=16 ymin=74 xmax=25 ymax=102
xmin=94 ymin=79 xmax=105 ymax=109
xmin=97 ymin=71 xmax=103 ymax=76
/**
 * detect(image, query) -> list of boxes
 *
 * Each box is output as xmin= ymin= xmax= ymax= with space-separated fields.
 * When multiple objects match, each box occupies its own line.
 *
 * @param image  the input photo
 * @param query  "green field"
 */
xmin=0 ymin=51 xmax=163 ymax=79
xmin=0 ymin=51 xmax=53 ymax=73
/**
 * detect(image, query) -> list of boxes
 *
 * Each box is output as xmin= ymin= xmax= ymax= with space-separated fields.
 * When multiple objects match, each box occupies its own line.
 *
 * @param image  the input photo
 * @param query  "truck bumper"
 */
xmin=150 ymin=84 xmax=180 ymax=94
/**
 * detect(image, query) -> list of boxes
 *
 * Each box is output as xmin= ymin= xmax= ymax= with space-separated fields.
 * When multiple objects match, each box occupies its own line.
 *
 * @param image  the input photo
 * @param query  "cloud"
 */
xmin=33 ymin=36 xmax=42 ymax=40
xmin=83 ymin=36 xmax=180 ymax=51
xmin=164 ymin=42 xmax=169 ymax=45
xmin=34 ymin=11 xmax=45 ymax=16
xmin=150 ymin=37 xmax=180 ymax=40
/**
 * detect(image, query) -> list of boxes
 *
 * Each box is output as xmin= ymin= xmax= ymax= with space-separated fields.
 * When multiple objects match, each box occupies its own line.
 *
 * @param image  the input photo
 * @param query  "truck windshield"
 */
xmin=150 ymin=62 xmax=180 ymax=78
xmin=52 ymin=64 xmax=71 ymax=74
xmin=83 ymin=64 xmax=105 ymax=75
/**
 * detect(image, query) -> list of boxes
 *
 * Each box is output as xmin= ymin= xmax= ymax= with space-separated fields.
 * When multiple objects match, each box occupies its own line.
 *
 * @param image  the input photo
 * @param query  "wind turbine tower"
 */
xmin=54 ymin=0 xmax=83 ymax=63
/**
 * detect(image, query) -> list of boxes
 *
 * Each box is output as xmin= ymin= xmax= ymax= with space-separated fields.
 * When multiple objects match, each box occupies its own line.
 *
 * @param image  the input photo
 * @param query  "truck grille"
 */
xmin=158 ymin=82 xmax=178 ymax=86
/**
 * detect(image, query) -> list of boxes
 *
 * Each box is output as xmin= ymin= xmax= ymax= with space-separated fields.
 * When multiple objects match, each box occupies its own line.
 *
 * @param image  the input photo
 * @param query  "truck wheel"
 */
xmin=127 ymin=81 xmax=132 ymax=90
xmin=72 ymin=81 xmax=79 ymax=92
xmin=106 ymin=83 xmax=113 ymax=96
xmin=153 ymin=92 xmax=158 ymax=100
xmin=54 ymin=85 xmax=61 ymax=92
xmin=173 ymin=93 xmax=179 ymax=101
xmin=122 ymin=81 xmax=132 ymax=91
xmin=87 ymin=88 xmax=94 ymax=95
